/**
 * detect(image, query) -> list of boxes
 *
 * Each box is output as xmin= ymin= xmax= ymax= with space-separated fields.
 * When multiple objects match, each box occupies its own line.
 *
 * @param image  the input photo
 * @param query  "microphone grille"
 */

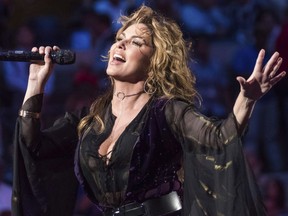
xmin=52 ymin=50 xmax=76 ymax=65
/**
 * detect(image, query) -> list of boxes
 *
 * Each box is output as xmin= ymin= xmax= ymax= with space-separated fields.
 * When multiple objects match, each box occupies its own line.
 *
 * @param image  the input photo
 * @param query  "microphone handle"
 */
xmin=0 ymin=50 xmax=48 ymax=62
xmin=0 ymin=50 xmax=75 ymax=65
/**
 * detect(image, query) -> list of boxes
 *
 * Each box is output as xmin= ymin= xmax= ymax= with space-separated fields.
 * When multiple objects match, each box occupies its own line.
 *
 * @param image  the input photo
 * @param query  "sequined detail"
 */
xmin=214 ymin=161 xmax=232 ymax=171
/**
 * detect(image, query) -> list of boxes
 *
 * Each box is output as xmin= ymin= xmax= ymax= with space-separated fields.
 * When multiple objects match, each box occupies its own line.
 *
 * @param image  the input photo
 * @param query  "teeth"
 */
xmin=113 ymin=54 xmax=125 ymax=62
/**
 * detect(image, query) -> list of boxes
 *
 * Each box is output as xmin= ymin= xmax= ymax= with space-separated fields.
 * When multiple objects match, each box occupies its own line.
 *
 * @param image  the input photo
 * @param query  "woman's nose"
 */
xmin=117 ymin=39 xmax=130 ymax=50
xmin=117 ymin=40 xmax=126 ymax=49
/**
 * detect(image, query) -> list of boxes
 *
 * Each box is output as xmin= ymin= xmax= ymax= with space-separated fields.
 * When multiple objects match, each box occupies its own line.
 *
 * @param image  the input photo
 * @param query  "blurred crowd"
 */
xmin=0 ymin=0 xmax=288 ymax=215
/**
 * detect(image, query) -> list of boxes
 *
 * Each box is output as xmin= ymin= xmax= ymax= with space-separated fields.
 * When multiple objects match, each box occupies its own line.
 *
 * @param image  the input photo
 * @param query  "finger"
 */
xmin=263 ymin=51 xmax=280 ymax=79
xmin=44 ymin=46 xmax=53 ymax=63
xmin=269 ymin=71 xmax=287 ymax=86
xmin=53 ymin=45 xmax=60 ymax=51
xmin=236 ymin=76 xmax=247 ymax=89
xmin=44 ymin=46 xmax=52 ymax=54
xmin=252 ymin=49 xmax=265 ymax=76
xmin=269 ymin=57 xmax=282 ymax=78
xmin=38 ymin=46 xmax=45 ymax=55
xmin=31 ymin=47 xmax=38 ymax=52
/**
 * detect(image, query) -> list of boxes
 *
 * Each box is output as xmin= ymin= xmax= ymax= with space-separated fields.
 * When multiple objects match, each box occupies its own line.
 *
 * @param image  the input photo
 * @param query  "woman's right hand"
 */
xmin=29 ymin=46 xmax=59 ymax=88
xmin=22 ymin=46 xmax=59 ymax=104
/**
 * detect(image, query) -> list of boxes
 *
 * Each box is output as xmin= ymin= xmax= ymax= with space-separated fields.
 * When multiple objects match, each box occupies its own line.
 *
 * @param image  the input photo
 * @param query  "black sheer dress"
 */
xmin=12 ymin=95 xmax=267 ymax=216
xmin=79 ymin=101 xmax=149 ymax=208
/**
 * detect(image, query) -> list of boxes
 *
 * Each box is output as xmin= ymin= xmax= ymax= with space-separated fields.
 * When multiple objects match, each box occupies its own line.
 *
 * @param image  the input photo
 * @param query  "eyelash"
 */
xmin=115 ymin=37 xmax=144 ymax=47
xmin=132 ymin=40 xmax=143 ymax=47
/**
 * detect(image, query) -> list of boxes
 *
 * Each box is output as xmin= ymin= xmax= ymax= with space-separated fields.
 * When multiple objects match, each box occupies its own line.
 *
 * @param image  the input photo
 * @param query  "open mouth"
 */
xmin=113 ymin=54 xmax=126 ymax=62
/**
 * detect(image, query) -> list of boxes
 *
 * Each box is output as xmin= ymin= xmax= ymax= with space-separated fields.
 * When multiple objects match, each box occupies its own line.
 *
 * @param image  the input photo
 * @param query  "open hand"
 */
xmin=236 ymin=49 xmax=286 ymax=101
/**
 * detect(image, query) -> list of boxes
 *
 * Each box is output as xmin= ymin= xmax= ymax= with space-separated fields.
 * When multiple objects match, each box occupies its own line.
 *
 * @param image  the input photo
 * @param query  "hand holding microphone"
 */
xmin=22 ymin=46 xmax=65 ymax=102
xmin=1 ymin=46 xmax=76 ymax=103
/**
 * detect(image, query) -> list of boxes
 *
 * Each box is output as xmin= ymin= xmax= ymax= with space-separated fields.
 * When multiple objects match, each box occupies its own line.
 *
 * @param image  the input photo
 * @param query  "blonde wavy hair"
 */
xmin=78 ymin=5 xmax=199 ymax=135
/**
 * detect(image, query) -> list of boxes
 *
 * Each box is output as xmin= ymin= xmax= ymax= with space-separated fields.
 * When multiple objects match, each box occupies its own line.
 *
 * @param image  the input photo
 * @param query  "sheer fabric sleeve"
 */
xmin=12 ymin=94 xmax=86 ymax=216
xmin=19 ymin=94 xmax=82 ymax=159
xmin=165 ymin=99 xmax=241 ymax=152
xmin=165 ymin=100 xmax=266 ymax=216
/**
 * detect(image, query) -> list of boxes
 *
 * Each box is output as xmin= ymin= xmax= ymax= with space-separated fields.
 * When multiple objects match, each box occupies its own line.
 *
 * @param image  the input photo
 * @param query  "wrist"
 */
xmin=27 ymin=79 xmax=45 ymax=92
xmin=244 ymin=97 xmax=257 ymax=107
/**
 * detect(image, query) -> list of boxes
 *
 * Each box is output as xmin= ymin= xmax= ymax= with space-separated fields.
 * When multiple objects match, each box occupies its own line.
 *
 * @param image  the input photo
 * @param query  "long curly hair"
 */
xmin=78 ymin=5 xmax=199 ymax=135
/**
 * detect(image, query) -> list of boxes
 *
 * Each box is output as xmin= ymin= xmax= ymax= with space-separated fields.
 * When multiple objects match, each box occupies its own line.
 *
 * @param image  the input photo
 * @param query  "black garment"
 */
xmin=76 ymin=98 xmax=183 ymax=212
xmin=12 ymin=94 xmax=85 ymax=216
xmin=12 ymin=94 xmax=267 ymax=216
xmin=80 ymin=101 xmax=149 ymax=207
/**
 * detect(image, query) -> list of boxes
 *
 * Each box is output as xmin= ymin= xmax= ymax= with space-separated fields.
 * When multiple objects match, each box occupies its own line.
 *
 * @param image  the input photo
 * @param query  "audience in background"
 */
xmin=0 ymin=23 xmax=55 ymax=165
xmin=230 ymin=8 xmax=283 ymax=172
xmin=0 ymin=0 xmax=287 ymax=215
xmin=189 ymin=34 xmax=231 ymax=118
xmin=93 ymin=0 xmax=129 ymax=31
xmin=262 ymin=177 xmax=288 ymax=216
xmin=65 ymin=64 xmax=99 ymax=113
xmin=179 ymin=0 xmax=231 ymax=38
xmin=275 ymin=7 xmax=288 ymax=172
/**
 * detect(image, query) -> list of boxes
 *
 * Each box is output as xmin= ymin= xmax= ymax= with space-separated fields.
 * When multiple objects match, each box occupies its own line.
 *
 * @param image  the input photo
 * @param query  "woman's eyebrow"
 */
xmin=120 ymin=32 xmax=146 ymax=40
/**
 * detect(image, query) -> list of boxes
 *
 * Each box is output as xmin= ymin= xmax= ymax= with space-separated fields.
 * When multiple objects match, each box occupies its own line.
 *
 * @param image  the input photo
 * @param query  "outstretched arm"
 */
xmin=233 ymin=49 xmax=286 ymax=132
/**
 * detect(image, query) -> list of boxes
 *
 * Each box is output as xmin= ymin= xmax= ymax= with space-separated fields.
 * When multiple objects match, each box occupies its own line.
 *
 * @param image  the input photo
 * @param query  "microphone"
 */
xmin=0 ymin=49 xmax=76 ymax=65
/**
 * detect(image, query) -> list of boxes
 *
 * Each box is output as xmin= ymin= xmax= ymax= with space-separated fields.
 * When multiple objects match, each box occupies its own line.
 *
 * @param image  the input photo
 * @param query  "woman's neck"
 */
xmin=114 ymin=90 xmax=144 ymax=100
xmin=112 ymin=80 xmax=151 ymax=115
xmin=113 ymin=81 xmax=147 ymax=100
xmin=112 ymin=90 xmax=150 ymax=116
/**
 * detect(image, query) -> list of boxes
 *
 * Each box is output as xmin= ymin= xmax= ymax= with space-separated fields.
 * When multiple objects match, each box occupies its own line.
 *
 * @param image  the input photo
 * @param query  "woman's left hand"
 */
xmin=236 ymin=49 xmax=286 ymax=101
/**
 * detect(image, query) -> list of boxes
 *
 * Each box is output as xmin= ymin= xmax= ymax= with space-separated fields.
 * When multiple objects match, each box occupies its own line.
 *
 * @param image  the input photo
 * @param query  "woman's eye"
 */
xmin=115 ymin=37 xmax=145 ymax=47
xmin=131 ymin=39 xmax=143 ymax=47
